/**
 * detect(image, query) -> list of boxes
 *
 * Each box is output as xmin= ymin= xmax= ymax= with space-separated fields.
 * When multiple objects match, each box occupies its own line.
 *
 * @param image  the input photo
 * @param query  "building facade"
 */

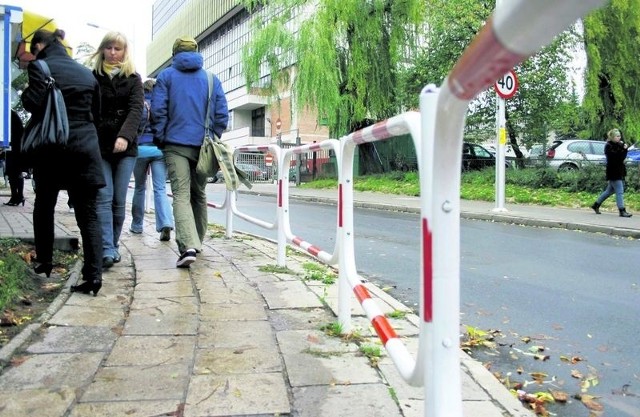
xmin=146 ymin=0 xmax=329 ymax=148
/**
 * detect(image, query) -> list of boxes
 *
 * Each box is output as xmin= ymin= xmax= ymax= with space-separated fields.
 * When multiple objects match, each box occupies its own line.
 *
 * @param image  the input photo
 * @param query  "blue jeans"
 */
xmin=131 ymin=146 xmax=174 ymax=233
xmin=97 ymin=156 xmax=136 ymax=259
xmin=596 ymin=179 xmax=625 ymax=209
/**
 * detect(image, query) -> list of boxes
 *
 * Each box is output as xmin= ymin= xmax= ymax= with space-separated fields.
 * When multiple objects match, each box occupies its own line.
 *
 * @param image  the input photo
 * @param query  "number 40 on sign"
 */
xmin=494 ymin=70 xmax=518 ymax=99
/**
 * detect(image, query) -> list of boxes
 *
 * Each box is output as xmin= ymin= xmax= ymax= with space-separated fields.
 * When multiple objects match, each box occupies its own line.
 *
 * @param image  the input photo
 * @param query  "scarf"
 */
xmin=102 ymin=62 xmax=122 ymax=78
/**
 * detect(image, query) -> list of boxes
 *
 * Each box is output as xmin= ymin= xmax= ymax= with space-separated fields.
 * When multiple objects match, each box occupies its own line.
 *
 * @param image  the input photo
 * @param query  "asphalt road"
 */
xmin=206 ymin=191 xmax=640 ymax=417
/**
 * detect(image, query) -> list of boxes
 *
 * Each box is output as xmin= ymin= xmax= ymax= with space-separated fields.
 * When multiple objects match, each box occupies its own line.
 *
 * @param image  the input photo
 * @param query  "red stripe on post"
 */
xmin=307 ymin=245 xmax=321 ymax=257
xmin=371 ymin=121 xmax=390 ymax=140
xmin=448 ymin=18 xmax=525 ymax=101
xmin=292 ymin=237 xmax=303 ymax=246
xmin=372 ymin=316 xmax=397 ymax=346
xmin=278 ymin=179 xmax=283 ymax=207
xmin=422 ymin=218 xmax=433 ymax=322
xmin=338 ymin=183 xmax=343 ymax=227
xmin=353 ymin=284 xmax=371 ymax=303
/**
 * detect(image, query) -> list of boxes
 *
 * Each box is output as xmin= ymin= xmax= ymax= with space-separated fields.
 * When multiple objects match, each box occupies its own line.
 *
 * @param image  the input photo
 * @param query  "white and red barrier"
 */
xmin=200 ymin=1 xmax=607 ymax=416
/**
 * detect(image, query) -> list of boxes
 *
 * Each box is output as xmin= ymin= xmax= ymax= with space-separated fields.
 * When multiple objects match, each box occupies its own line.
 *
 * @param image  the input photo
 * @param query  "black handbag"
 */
xmin=21 ymin=60 xmax=69 ymax=153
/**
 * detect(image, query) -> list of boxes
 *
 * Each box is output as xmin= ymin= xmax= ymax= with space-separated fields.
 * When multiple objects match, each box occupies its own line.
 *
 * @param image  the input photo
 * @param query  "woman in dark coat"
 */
xmin=3 ymin=110 xmax=26 ymax=206
xmin=22 ymin=29 xmax=105 ymax=295
xmin=91 ymin=31 xmax=143 ymax=269
xmin=591 ymin=128 xmax=632 ymax=218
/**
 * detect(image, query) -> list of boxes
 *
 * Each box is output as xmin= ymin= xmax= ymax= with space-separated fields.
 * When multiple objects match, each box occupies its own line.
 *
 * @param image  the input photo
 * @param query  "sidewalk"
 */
xmin=1 ymin=182 xmax=636 ymax=417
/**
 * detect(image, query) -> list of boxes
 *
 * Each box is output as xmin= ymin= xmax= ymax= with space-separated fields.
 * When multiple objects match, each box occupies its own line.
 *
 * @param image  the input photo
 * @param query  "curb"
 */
xmin=0 ymin=259 xmax=82 ymax=364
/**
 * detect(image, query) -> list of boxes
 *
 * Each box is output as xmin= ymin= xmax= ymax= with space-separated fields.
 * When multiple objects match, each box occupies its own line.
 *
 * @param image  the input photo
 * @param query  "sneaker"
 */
xmin=176 ymin=249 xmax=197 ymax=268
xmin=159 ymin=227 xmax=171 ymax=242
xmin=130 ymin=228 xmax=142 ymax=234
xmin=113 ymin=252 xmax=121 ymax=263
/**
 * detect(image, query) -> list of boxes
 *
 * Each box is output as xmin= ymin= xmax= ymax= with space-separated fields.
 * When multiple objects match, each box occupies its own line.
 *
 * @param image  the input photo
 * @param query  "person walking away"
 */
xmin=91 ymin=31 xmax=144 ymax=269
xmin=130 ymin=79 xmax=174 ymax=240
xmin=3 ymin=110 xmax=26 ymax=206
xmin=22 ymin=29 xmax=105 ymax=295
xmin=591 ymin=128 xmax=632 ymax=217
xmin=151 ymin=36 xmax=228 ymax=267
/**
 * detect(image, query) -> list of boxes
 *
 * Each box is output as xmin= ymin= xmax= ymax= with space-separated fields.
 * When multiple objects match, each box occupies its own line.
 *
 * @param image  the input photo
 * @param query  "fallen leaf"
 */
xmin=530 ymin=372 xmax=548 ymax=383
xmin=571 ymin=369 xmax=583 ymax=379
xmin=550 ymin=389 xmax=569 ymax=402
xmin=579 ymin=394 xmax=604 ymax=411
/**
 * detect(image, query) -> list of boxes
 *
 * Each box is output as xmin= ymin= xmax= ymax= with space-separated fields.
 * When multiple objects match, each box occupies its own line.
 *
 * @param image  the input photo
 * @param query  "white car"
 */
xmin=545 ymin=139 xmax=606 ymax=171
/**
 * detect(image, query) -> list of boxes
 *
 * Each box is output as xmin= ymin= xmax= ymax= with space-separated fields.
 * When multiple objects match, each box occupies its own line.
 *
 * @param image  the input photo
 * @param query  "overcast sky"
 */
xmin=9 ymin=0 xmax=153 ymax=75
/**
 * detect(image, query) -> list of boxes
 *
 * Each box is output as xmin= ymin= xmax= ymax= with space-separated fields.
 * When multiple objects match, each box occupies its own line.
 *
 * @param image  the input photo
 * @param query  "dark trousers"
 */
xmin=8 ymin=174 xmax=24 ymax=201
xmin=33 ymin=185 xmax=103 ymax=282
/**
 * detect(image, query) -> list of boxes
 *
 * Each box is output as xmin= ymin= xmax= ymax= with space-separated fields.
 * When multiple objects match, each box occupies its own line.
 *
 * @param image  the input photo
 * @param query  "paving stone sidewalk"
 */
xmin=0 ymin=187 xmax=532 ymax=417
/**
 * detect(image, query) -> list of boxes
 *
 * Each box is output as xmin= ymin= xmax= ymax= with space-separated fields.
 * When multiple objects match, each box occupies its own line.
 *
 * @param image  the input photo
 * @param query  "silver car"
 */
xmin=545 ymin=139 xmax=606 ymax=171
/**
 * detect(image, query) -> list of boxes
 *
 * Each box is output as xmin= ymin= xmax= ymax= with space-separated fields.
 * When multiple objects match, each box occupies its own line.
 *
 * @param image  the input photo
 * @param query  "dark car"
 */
xmin=462 ymin=142 xmax=496 ymax=171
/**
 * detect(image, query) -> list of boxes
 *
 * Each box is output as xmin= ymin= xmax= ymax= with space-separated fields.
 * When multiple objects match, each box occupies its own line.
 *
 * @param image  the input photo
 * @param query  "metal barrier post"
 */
xmin=338 ymin=139 xmax=357 ymax=332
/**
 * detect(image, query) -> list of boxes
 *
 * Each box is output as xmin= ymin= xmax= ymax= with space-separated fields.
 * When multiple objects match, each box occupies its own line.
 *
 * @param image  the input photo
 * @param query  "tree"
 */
xmin=241 ymin=0 xmax=426 ymax=138
xmin=583 ymin=0 xmax=640 ymax=141
xmin=74 ymin=41 xmax=96 ymax=68
xmin=399 ymin=0 xmax=582 ymax=154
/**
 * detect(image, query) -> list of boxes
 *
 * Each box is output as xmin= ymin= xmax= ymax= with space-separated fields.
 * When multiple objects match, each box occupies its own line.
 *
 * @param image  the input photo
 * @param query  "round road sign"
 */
xmin=265 ymin=154 xmax=274 ymax=166
xmin=275 ymin=118 xmax=282 ymax=132
xmin=494 ymin=70 xmax=518 ymax=99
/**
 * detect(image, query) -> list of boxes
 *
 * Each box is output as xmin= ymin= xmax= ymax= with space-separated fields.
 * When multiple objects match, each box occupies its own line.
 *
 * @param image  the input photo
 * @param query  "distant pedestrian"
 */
xmin=3 ymin=110 xmax=26 ymax=206
xmin=151 ymin=36 xmax=228 ymax=268
xmin=591 ymin=128 xmax=632 ymax=217
xmin=130 ymin=78 xmax=174 ymax=240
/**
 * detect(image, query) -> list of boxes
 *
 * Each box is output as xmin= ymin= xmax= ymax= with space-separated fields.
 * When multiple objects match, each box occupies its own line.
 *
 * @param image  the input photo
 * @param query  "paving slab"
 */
xmin=81 ymin=363 xmax=190 ymax=402
xmin=184 ymin=373 xmax=290 ymax=417
xmin=26 ymin=326 xmax=117 ymax=354
xmin=0 ymin=387 xmax=76 ymax=417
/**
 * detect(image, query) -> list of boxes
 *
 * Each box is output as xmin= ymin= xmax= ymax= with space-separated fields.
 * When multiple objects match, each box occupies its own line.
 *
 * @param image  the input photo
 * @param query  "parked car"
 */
xmin=462 ymin=143 xmax=496 ymax=171
xmin=545 ymin=139 xmax=606 ymax=171
xmin=236 ymin=163 xmax=268 ymax=181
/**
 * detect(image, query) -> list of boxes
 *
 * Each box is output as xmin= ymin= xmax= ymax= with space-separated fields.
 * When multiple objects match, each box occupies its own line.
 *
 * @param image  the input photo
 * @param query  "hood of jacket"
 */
xmin=172 ymin=52 xmax=203 ymax=72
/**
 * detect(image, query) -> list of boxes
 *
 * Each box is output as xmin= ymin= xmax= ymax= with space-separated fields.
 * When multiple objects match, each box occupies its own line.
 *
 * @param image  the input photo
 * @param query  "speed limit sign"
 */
xmin=494 ymin=70 xmax=518 ymax=99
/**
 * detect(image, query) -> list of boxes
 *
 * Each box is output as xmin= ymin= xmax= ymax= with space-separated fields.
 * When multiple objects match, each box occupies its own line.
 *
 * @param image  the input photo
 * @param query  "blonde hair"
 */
xmin=608 ymin=128 xmax=621 ymax=140
xmin=91 ymin=31 xmax=136 ymax=77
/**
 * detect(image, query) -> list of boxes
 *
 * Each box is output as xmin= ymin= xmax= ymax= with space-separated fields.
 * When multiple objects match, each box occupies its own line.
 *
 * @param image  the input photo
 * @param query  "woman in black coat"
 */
xmin=3 ymin=110 xmax=26 ymax=206
xmin=91 ymin=31 xmax=143 ymax=269
xmin=22 ymin=29 xmax=105 ymax=295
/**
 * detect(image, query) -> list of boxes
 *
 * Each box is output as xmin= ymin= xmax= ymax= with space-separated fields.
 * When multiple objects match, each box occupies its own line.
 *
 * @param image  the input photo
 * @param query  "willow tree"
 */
xmin=583 ymin=0 xmax=640 ymax=141
xmin=241 ymin=0 xmax=426 ymax=138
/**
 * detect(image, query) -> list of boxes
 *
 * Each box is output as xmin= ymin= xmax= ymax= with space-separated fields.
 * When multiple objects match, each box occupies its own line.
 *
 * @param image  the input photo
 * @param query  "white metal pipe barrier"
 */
xmin=419 ymin=1 xmax=607 ymax=416
xmin=279 ymin=140 xmax=341 ymax=266
xmin=206 ymin=2 xmax=607 ymax=416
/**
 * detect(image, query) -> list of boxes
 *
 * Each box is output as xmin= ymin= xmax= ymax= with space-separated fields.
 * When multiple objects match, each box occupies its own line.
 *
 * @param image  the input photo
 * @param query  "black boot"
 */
xmin=619 ymin=208 xmax=632 ymax=218
xmin=591 ymin=202 xmax=601 ymax=214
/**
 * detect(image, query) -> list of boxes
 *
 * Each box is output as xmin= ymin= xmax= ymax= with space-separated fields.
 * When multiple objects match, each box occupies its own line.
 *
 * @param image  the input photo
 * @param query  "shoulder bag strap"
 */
xmin=204 ymin=71 xmax=213 ymax=134
xmin=35 ymin=60 xmax=52 ymax=78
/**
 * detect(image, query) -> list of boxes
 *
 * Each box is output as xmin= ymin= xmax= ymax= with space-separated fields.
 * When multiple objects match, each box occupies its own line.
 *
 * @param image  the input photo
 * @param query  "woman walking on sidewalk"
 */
xmin=22 ymin=29 xmax=105 ymax=295
xmin=130 ymin=79 xmax=174 ymax=240
xmin=591 ymin=128 xmax=632 ymax=217
xmin=91 ymin=31 xmax=144 ymax=269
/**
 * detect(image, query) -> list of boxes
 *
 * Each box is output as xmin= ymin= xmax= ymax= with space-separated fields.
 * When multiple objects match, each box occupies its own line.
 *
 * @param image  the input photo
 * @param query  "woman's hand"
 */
xmin=113 ymin=137 xmax=128 ymax=153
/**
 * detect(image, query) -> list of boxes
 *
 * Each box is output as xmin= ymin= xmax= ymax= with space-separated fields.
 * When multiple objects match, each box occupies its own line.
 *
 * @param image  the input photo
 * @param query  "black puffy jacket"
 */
xmin=21 ymin=42 xmax=105 ymax=189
